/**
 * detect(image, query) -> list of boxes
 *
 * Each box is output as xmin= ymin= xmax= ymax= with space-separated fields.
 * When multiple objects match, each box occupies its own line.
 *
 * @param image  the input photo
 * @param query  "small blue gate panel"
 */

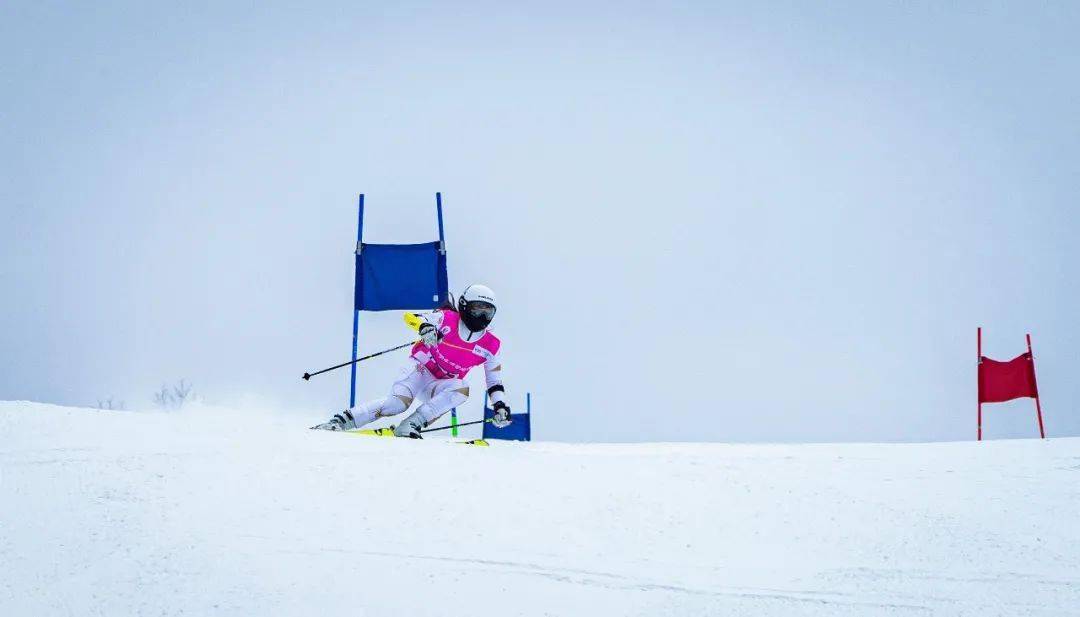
xmin=483 ymin=406 xmax=531 ymax=441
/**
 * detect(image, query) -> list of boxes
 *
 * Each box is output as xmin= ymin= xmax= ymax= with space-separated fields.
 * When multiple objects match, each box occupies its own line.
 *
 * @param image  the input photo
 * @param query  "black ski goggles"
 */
xmin=463 ymin=301 xmax=496 ymax=322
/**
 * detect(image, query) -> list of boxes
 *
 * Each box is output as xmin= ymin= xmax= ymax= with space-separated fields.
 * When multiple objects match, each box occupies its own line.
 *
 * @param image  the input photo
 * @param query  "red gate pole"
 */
xmin=977 ymin=327 xmax=983 ymax=441
xmin=1027 ymin=333 xmax=1046 ymax=439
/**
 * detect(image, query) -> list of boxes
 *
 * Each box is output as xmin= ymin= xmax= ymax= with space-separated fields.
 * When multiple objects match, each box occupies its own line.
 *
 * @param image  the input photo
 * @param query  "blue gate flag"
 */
xmin=483 ymin=393 xmax=532 ymax=442
xmin=354 ymin=242 xmax=449 ymax=311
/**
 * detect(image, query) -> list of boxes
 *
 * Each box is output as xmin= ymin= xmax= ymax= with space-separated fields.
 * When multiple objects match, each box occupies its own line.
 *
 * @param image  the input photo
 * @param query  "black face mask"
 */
xmin=460 ymin=301 xmax=496 ymax=331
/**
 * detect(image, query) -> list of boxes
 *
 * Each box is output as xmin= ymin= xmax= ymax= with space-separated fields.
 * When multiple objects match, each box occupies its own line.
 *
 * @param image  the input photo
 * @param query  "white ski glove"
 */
xmin=418 ymin=323 xmax=440 ymax=346
xmin=491 ymin=401 xmax=512 ymax=428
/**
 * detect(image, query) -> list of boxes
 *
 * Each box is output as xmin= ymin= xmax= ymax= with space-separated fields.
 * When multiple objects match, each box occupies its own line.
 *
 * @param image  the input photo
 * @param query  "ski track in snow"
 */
xmin=1 ymin=401 xmax=1079 ymax=616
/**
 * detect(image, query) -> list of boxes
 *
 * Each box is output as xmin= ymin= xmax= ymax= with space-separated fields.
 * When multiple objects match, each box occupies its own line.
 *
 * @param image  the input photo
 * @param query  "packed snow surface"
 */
xmin=2 ymin=401 xmax=1079 ymax=616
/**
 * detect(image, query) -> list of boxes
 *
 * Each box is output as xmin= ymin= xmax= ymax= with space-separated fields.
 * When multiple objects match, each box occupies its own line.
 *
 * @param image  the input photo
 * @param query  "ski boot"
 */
xmin=393 ymin=412 xmax=425 ymax=439
xmin=311 ymin=410 xmax=357 ymax=431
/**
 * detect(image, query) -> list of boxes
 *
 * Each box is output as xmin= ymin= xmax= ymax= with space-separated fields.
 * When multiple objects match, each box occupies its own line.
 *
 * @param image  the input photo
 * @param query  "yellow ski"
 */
xmin=352 ymin=427 xmax=396 ymax=437
xmin=346 ymin=428 xmax=488 ymax=446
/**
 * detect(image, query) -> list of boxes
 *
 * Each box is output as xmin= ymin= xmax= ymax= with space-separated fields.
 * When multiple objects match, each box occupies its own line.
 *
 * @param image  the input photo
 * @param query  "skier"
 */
xmin=312 ymin=284 xmax=512 ymax=438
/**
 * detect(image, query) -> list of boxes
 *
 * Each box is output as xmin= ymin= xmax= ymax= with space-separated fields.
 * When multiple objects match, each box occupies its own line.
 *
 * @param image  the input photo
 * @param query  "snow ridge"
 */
xmin=2 ymin=401 xmax=1078 ymax=616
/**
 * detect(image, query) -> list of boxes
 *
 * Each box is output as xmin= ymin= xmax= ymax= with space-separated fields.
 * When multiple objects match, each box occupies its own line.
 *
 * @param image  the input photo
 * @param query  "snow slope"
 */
xmin=1 ymin=401 xmax=1078 ymax=616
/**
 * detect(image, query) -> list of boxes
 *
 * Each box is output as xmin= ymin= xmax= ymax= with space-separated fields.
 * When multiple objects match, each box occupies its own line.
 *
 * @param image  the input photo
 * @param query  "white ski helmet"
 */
xmin=457 ymin=284 xmax=497 ymax=331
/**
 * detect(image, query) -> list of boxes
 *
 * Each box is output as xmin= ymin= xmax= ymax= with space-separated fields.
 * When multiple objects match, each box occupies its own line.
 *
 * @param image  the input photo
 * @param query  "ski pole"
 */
xmin=421 ymin=418 xmax=493 ymax=433
xmin=302 ymin=341 xmax=414 ymax=381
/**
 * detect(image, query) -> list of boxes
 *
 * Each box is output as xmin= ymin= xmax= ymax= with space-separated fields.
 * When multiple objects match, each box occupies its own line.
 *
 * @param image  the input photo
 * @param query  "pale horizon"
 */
xmin=2 ymin=2 xmax=1077 ymax=442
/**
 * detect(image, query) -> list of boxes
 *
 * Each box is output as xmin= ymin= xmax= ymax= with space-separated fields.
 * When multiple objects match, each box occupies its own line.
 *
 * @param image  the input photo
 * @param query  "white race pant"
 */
xmin=349 ymin=362 xmax=469 ymax=429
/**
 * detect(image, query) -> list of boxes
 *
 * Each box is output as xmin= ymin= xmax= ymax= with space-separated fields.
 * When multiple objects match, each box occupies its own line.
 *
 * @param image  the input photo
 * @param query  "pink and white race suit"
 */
xmin=346 ymin=310 xmax=506 ymax=430
xmin=410 ymin=310 xmax=501 ymax=380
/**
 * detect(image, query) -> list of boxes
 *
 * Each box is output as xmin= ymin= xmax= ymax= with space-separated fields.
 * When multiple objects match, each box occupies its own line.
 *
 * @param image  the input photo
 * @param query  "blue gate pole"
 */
xmin=437 ymin=192 xmax=458 ymax=434
xmin=436 ymin=192 xmax=446 ymax=254
xmin=349 ymin=194 xmax=365 ymax=408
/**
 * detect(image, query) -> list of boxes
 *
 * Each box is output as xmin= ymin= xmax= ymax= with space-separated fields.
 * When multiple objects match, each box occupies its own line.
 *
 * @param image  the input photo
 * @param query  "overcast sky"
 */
xmin=2 ymin=1 xmax=1077 ymax=442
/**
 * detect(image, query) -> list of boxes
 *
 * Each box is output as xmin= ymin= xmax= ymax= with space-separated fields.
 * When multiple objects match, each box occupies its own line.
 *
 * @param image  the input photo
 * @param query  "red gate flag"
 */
xmin=976 ymin=328 xmax=1045 ymax=441
xmin=978 ymin=353 xmax=1038 ymax=403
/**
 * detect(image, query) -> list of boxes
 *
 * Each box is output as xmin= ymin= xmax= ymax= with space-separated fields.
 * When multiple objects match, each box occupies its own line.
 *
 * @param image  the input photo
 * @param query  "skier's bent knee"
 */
xmin=386 ymin=383 xmax=414 ymax=414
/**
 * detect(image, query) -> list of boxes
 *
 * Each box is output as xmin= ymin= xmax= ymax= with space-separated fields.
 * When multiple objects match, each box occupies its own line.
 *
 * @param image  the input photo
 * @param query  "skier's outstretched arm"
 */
xmin=484 ymin=351 xmax=512 ymax=427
